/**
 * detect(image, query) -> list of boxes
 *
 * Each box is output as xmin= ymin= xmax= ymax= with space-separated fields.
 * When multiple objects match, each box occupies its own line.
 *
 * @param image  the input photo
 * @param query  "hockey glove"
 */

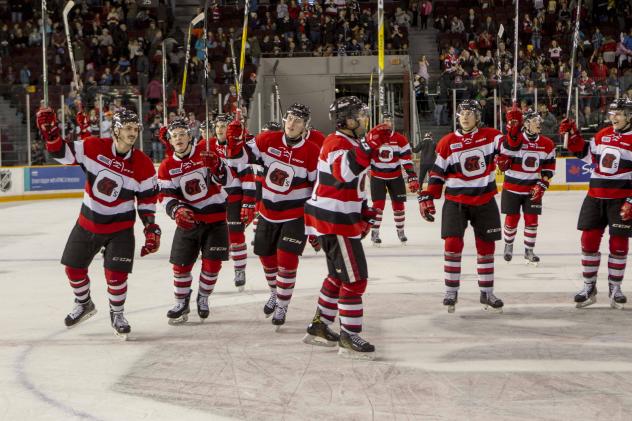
xmin=407 ymin=175 xmax=420 ymax=193
xmin=365 ymin=123 xmax=393 ymax=150
xmin=308 ymin=235 xmax=321 ymax=252
xmin=200 ymin=149 xmax=223 ymax=175
xmin=362 ymin=206 xmax=380 ymax=226
xmin=158 ymin=126 xmax=170 ymax=148
xmin=559 ymin=118 xmax=585 ymax=154
xmin=36 ymin=107 xmax=61 ymax=145
xmin=620 ymin=198 xmax=632 ymax=221
xmin=418 ymin=191 xmax=436 ymax=222
xmin=225 ymin=120 xmax=245 ymax=158
xmin=495 ymin=154 xmax=512 ymax=172
xmin=172 ymin=204 xmax=197 ymax=230
xmin=140 ymin=223 xmax=161 ymax=256
xmin=241 ymin=202 xmax=256 ymax=227
xmin=530 ymin=179 xmax=549 ymax=203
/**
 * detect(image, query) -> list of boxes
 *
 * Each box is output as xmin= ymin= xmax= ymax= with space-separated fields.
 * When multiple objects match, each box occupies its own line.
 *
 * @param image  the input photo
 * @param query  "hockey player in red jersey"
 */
xmin=158 ymin=117 xmax=233 ymax=323
xmin=418 ymin=100 xmax=513 ymax=313
xmin=301 ymin=96 xmax=390 ymax=359
xmin=558 ymin=98 xmax=632 ymax=309
xmin=203 ymin=114 xmax=256 ymax=291
xmin=36 ymin=108 xmax=160 ymax=339
xmin=369 ymin=111 xmax=419 ymax=246
xmin=496 ymin=109 xmax=556 ymax=265
xmin=226 ymin=103 xmax=320 ymax=328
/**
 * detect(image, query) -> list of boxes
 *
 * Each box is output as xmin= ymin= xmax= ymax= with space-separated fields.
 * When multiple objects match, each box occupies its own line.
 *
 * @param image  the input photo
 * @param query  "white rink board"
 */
xmin=1 ymin=192 xmax=632 ymax=421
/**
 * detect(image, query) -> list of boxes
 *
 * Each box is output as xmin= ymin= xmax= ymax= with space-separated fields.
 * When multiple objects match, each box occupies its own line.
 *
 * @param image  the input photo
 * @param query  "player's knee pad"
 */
xmin=65 ymin=266 xmax=88 ymax=280
xmin=104 ymin=269 xmax=128 ymax=284
xmin=475 ymin=237 xmax=495 ymax=255
xmin=392 ymin=201 xmax=405 ymax=212
xmin=341 ymin=278 xmax=367 ymax=297
xmin=201 ymin=258 xmax=222 ymax=273
xmin=372 ymin=199 xmax=386 ymax=211
xmin=609 ymin=235 xmax=629 ymax=256
xmin=444 ymin=236 xmax=464 ymax=254
xmin=259 ymin=254 xmax=277 ymax=269
xmin=581 ymin=229 xmax=604 ymax=253
xmin=172 ymin=263 xmax=194 ymax=276
xmin=277 ymin=248 xmax=299 ymax=271
xmin=523 ymin=213 xmax=538 ymax=226
xmin=229 ymin=231 xmax=245 ymax=244
xmin=504 ymin=213 xmax=521 ymax=228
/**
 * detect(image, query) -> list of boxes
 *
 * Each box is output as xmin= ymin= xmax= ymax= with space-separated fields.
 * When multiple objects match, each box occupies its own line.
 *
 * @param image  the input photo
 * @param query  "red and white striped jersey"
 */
xmin=46 ymin=135 xmax=158 ymax=234
xmin=500 ymin=132 xmax=556 ymax=194
xmin=428 ymin=127 xmax=503 ymax=205
xmin=201 ymin=137 xmax=256 ymax=204
xmin=582 ymin=127 xmax=632 ymax=199
xmin=157 ymin=141 xmax=232 ymax=224
xmin=305 ymin=131 xmax=369 ymax=238
xmin=306 ymin=128 xmax=326 ymax=149
xmin=369 ymin=131 xmax=415 ymax=180
xmin=235 ymin=131 xmax=319 ymax=222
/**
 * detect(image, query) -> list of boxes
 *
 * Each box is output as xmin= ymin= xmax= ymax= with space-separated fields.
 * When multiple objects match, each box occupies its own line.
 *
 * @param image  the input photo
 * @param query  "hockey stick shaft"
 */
xmin=161 ymin=41 xmax=167 ymax=125
xmin=564 ymin=0 xmax=582 ymax=148
xmin=41 ymin=0 xmax=48 ymax=106
xmin=377 ymin=0 xmax=385 ymax=120
xmin=512 ymin=0 xmax=519 ymax=106
xmin=237 ymin=0 xmax=250 ymax=109
xmin=62 ymin=1 xmax=79 ymax=91
xmin=202 ymin=0 xmax=210 ymax=151
xmin=180 ymin=13 xmax=205 ymax=114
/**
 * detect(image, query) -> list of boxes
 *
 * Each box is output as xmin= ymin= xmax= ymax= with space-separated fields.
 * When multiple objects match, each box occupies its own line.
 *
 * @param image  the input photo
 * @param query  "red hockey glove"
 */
xmin=172 ymin=204 xmax=196 ymax=230
xmin=558 ymin=118 xmax=578 ymax=137
xmin=226 ymin=119 xmax=245 ymax=158
xmin=362 ymin=206 xmax=380 ymax=226
xmin=140 ymin=223 xmax=161 ymax=256
xmin=200 ymin=149 xmax=222 ymax=175
xmin=505 ymin=108 xmax=523 ymax=127
xmin=407 ymin=174 xmax=420 ymax=193
xmin=530 ymin=179 xmax=549 ymax=203
xmin=158 ymin=126 xmax=170 ymax=147
xmin=76 ymin=111 xmax=89 ymax=132
xmin=418 ymin=191 xmax=436 ymax=222
xmin=241 ymin=202 xmax=256 ymax=227
xmin=36 ymin=107 xmax=60 ymax=144
xmin=365 ymin=123 xmax=392 ymax=150
xmin=495 ymin=154 xmax=512 ymax=172
xmin=559 ymin=118 xmax=585 ymax=154
xmin=620 ymin=198 xmax=632 ymax=221
xmin=308 ymin=235 xmax=321 ymax=252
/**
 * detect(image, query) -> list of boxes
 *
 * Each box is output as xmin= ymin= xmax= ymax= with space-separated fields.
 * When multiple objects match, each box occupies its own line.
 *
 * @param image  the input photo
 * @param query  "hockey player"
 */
xmin=418 ymin=100 xmax=515 ymax=313
xmin=158 ymin=117 xmax=232 ymax=324
xmin=496 ymin=109 xmax=556 ymax=265
xmin=302 ymin=96 xmax=390 ymax=359
xmin=558 ymin=98 xmax=632 ymax=309
xmin=204 ymin=114 xmax=256 ymax=291
xmin=369 ymin=111 xmax=419 ymax=245
xmin=225 ymin=103 xmax=320 ymax=328
xmin=36 ymin=108 xmax=160 ymax=338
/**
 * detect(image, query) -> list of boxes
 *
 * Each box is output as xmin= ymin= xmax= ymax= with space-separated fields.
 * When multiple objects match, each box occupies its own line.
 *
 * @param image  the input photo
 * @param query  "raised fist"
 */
xmin=505 ymin=108 xmax=523 ymax=126
xmin=365 ymin=123 xmax=392 ymax=150
xmin=558 ymin=118 xmax=578 ymax=136
xmin=495 ymin=154 xmax=512 ymax=172
xmin=226 ymin=120 xmax=245 ymax=157
xmin=200 ymin=150 xmax=221 ymax=175
xmin=36 ymin=107 xmax=60 ymax=143
xmin=559 ymin=118 xmax=585 ymax=153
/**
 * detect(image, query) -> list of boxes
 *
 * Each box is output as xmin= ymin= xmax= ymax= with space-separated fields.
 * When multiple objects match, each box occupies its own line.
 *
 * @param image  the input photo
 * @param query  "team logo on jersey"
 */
xmin=0 ymin=170 xmax=11 ymax=192
xmin=599 ymin=147 xmax=621 ymax=174
xmin=179 ymin=170 xmax=208 ymax=201
xmin=521 ymin=152 xmax=540 ymax=172
xmin=93 ymin=170 xmax=123 ymax=203
xmin=602 ymin=136 xmax=611 ymax=143
xmin=97 ymin=154 xmax=112 ymax=166
xmin=266 ymin=161 xmax=294 ymax=193
xmin=378 ymin=145 xmax=394 ymax=162
xmin=458 ymin=149 xmax=486 ymax=177
xmin=450 ymin=142 xmax=463 ymax=150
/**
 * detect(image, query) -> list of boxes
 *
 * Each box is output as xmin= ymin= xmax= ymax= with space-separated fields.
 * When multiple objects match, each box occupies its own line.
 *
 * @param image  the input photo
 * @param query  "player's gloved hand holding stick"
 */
xmin=418 ymin=191 xmax=436 ymax=222
xmin=558 ymin=118 xmax=585 ymax=154
xmin=171 ymin=203 xmax=196 ymax=230
xmin=240 ymin=202 xmax=256 ymax=227
xmin=620 ymin=198 xmax=632 ymax=221
xmin=225 ymin=119 xmax=246 ymax=158
xmin=407 ymin=174 xmax=420 ymax=193
xmin=355 ymin=123 xmax=392 ymax=167
xmin=530 ymin=179 xmax=549 ymax=203
xmin=140 ymin=223 xmax=161 ymax=256
xmin=505 ymin=107 xmax=523 ymax=148
xmin=36 ymin=107 xmax=61 ymax=144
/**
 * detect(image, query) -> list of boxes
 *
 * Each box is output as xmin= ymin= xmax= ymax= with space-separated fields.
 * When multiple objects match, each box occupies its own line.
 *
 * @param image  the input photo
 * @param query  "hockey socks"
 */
xmin=475 ymin=237 xmax=495 ymax=291
xmin=317 ymin=276 xmax=342 ymax=324
xmin=173 ymin=263 xmax=194 ymax=302
xmin=444 ymin=236 xmax=463 ymax=291
xmin=339 ymin=279 xmax=367 ymax=334
xmin=65 ymin=266 xmax=91 ymax=303
xmin=105 ymin=269 xmax=128 ymax=312
xmin=276 ymin=249 xmax=299 ymax=309
xmin=229 ymin=231 xmax=247 ymax=272
xmin=199 ymin=259 xmax=221 ymax=297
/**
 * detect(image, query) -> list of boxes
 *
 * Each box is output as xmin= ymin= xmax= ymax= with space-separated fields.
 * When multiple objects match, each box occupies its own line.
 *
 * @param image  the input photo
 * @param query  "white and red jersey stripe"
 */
xmin=581 ymin=127 xmax=632 ymax=199
xmin=157 ymin=141 xmax=233 ymax=224
xmin=201 ymin=137 xmax=256 ymax=204
xmin=305 ymin=131 xmax=369 ymax=238
xmin=428 ymin=127 xmax=503 ymax=205
xmin=234 ymin=131 xmax=319 ymax=222
xmin=369 ymin=131 xmax=415 ymax=180
xmin=500 ymin=132 xmax=556 ymax=194
xmin=46 ymin=135 xmax=157 ymax=234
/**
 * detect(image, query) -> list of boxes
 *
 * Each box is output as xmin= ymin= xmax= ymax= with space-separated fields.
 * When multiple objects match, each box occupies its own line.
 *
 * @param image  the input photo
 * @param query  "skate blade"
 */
xmin=483 ymin=305 xmax=503 ymax=314
xmin=264 ymin=310 xmax=274 ymax=318
xmin=168 ymin=314 xmax=189 ymax=325
xmin=372 ymin=242 xmax=381 ymax=248
xmin=610 ymin=300 xmax=625 ymax=310
xmin=302 ymin=333 xmax=337 ymax=347
xmin=114 ymin=331 xmax=129 ymax=341
xmin=575 ymin=297 xmax=597 ymax=308
xmin=274 ymin=324 xmax=283 ymax=332
xmin=236 ymin=285 xmax=245 ymax=292
xmin=66 ymin=308 xmax=98 ymax=329
xmin=524 ymin=259 xmax=539 ymax=267
xmin=400 ymin=241 xmax=407 ymax=246
xmin=337 ymin=347 xmax=375 ymax=361
xmin=446 ymin=305 xmax=456 ymax=313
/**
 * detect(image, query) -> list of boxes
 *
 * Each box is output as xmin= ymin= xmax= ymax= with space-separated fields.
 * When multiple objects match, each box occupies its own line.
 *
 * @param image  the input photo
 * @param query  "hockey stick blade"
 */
xmin=191 ymin=12 xmax=205 ymax=26
xmin=63 ymin=0 xmax=75 ymax=16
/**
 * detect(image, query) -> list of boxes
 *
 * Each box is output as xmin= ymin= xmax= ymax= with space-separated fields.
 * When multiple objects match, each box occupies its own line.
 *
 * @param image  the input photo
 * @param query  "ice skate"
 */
xmin=263 ymin=291 xmax=276 ymax=318
xmin=371 ymin=229 xmax=381 ymax=247
xmin=234 ymin=269 xmax=246 ymax=292
xmin=302 ymin=311 xmax=340 ymax=347
xmin=480 ymin=291 xmax=504 ymax=313
xmin=397 ymin=229 xmax=408 ymax=245
xmin=64 ymin=299 xmax=97 ymax=328
xmin=443 ymin=290 xmax=458 ymax=313
xmin=574 ymin=283 xmax=597 ymax=308
xmin=524 ymin=249 xmax=540 ymax=266
xmin=110 ymin=310 xmax=131 ymax=340
xmin=609 ymin=283 xmax=627 ymax=310
xmin=272 ymin=305 xmax=287 ymax=331
xmin=167 ymin=292 xmax=191 ymax=325
xmin=503 ymin=243 xmax=513 ymax=262
xmin=197 ymin=293 xmax=209 ymax=320
xmin=338 ymin=330 xmax=375 ymax=360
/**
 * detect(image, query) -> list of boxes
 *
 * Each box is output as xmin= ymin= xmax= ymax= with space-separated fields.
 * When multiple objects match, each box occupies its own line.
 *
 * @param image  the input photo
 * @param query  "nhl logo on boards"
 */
xmin=0 ymin=170 xmax=11 ymax=192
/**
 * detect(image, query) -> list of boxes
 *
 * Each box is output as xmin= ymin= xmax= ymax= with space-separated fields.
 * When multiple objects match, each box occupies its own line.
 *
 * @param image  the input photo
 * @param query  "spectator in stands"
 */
xmin=145 ymin=78 xmax=163 ymax=107
xmin=148 ymin=114 xmax=164 ymax=163
xmin=31 ymin=141 xmax=45 ymax=165
xmin=19 ymin=64 xmax=31 ymax=87
xmin=100 ymin=111 xmax=113 ymax=138
xmin=538 ymin=102 xmax=558 ymax=138
xmin=419 ymin=0 xmax=432 ymax=30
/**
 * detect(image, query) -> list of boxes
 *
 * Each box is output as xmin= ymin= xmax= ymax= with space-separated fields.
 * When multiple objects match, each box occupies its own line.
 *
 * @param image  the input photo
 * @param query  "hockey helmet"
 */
xmin=168 ymin=117 xmax=190 ymax=135
xmin=262 ymin=121 xmax=283 ymax=132
xmin=113 ymin=109 xmax=142 ymax=131
xmin=329 ymin=96 xmax=368 ymax=129
xmin=456 ymin=99 xmax=482 ymax=121
xmin=608 ymin=97 xmax=632 ymax=119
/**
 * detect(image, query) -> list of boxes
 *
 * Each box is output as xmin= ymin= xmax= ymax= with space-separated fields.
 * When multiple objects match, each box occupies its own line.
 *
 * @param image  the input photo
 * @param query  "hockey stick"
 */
xmin=180 ymin=12 xmax=205 ymax=115
xmin=377 ymin=0 xmax=385 ymax=121
xmin=236 ymin=0 xmax=250 ymax=111
xmin=496 ymin=24 xmax=504 ymax=128
xmin=511 ymin=0 xmax=519 ymax=107
xmin=161 ymin=41 xmax=167 ymax=125
xmin=62 ymin=1 xmax=80 ymax=91
xmin=271 ymin=59 xmax=283 ymax=120
xmin=564 ymin=0 xmax=582 ymax=149
xmin=229 ymin=40 xmax=240 ymax=104
xmin=202 ymin=0 xmax=210 ymax=151
xmin=368 ymin=67 xmax=375 ymax=127
xmin=41 ymin=0 xmax=48 ymax=106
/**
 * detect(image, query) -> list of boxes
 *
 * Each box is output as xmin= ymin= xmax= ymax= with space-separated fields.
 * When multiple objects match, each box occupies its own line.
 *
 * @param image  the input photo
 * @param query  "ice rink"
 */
xmin=2 ymin=191 xmax=632 ymax=421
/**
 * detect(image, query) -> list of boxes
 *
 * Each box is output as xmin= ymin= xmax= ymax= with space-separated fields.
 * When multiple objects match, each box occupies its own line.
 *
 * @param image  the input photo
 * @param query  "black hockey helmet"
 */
xmin=608 ymin=97 xmax=632 ymax=118
xmin=168 ymin=117 xmax=190 ymax=134
xmin=523 ymin=108 xmax=542 ymax=123
xmin=285 ymin=103 xmax=311 ymax=122
xmin=382 ymin=111 xmax=393 ymax=120
xmin=262 ymin=121 xmax=282 ymax=131
xmin=329 ymin=96 xmax=368 ymax=129
xmin=113 ymin=108 xmax=142 ymax=131
xmin=456 ymin=99 xmax=482 ymax=120
xmin=214 ymin=113 xmax=233 ymax=124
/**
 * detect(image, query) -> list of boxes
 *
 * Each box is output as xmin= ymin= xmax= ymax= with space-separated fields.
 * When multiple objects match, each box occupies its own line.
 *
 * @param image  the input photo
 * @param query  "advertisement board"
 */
xmin=565 ymin=158 xmax=594 ymax=183
xmin=27 ymin=166 xmax=85 ymax=191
